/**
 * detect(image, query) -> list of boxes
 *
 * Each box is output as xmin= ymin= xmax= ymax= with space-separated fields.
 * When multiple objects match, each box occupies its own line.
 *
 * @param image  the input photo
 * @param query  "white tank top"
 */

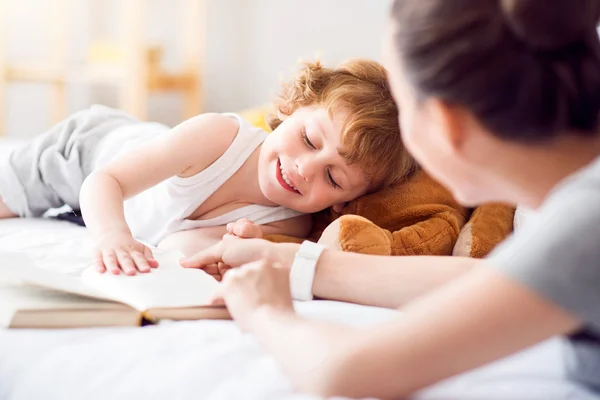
xmin=122 ymin=113 xmax=304 ymax=245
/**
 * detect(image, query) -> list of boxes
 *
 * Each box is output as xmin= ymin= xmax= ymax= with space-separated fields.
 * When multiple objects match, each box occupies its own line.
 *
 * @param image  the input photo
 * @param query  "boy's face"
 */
xmin=259 ymin=106 xmax=370 ymax=213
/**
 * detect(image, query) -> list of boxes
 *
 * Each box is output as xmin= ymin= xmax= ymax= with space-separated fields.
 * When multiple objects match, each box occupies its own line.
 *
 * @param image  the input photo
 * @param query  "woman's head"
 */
xmin=385 ymin=0 xmax=600 ymax=206
xmin=259 ymin=59 xmax=417 ymax=213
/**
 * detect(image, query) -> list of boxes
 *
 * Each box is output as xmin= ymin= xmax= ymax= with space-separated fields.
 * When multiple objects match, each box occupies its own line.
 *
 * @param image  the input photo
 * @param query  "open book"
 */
xmin=0 ymin=250 xmax=228 ymax=329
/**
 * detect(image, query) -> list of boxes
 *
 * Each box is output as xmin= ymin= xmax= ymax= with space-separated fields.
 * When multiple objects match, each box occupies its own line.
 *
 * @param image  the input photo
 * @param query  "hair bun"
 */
xmin=501 ymin=0 xmax=600 ymax=50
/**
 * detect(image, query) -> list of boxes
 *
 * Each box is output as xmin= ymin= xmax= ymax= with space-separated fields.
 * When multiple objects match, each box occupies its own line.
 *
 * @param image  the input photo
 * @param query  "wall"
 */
xmin=3 ymin=0 xmax=392 ymax=137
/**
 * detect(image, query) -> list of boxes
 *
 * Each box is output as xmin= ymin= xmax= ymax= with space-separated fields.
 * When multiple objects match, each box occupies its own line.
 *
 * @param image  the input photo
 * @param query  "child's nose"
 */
xmin=295 ymin=157 xmax=319 ymax=182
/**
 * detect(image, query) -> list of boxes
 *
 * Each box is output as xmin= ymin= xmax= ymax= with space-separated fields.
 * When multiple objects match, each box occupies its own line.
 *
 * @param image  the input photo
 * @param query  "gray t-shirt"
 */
xmin=488 ymin=156 xmax=600 ymax=391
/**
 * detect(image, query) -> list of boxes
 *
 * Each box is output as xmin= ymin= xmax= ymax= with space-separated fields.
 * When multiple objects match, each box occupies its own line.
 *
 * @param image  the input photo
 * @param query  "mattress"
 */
xmin=0 ymin=139 xmax=598 ymax=400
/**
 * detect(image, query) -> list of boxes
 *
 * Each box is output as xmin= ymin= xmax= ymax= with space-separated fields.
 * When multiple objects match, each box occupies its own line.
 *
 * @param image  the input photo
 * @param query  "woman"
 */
xmin=180 ymin=0 xmax=600 ymax=397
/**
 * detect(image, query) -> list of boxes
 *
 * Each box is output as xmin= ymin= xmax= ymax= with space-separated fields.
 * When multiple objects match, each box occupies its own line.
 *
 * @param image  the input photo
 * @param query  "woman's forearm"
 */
xmin=79 ymin=172 xmax=131 ymax=239
xmin=313 ymin=252 xmax=480 ymax=308
xmin=314 ymin=268 xmax=581 ymax=399
xmin=278 ymin=243 xmax=481 ymax=308
xmin=251 ymin=268 xmax=580 ymax=399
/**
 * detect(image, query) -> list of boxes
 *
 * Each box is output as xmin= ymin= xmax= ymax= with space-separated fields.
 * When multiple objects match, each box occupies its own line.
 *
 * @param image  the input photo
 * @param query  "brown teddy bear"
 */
xmin=241 ymin=106 xmax=515 ymax=258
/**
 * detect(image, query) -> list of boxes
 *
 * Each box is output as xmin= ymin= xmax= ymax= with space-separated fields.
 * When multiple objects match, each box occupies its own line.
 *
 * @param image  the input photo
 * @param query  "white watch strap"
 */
xmin=289 ymin=240 xmax=325 ymax=301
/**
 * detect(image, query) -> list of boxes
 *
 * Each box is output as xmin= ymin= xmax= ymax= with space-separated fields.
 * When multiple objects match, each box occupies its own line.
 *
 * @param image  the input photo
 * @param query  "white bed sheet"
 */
xmin=0 ymin=139 xmax=598 ymax=400
xmin=1 ymin=218 xmax=598 ymax=400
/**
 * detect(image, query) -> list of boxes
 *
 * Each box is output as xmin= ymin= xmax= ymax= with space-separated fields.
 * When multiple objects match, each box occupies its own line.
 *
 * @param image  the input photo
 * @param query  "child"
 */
xmin=0 ymin=59 xmax=415 ymax=275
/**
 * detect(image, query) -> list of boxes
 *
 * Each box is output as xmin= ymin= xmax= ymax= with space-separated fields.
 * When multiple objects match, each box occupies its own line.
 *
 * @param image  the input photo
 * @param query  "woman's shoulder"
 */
xmin=487 ymin=156 xmax=600 ymax=332
xmin=528 ymin=156 xmax=600 ymax=236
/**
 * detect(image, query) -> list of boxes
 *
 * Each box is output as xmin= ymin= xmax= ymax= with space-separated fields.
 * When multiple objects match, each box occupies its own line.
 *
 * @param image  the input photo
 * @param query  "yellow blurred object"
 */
xmin=87 ymin=41 xmax=125 ymax=63
xmin=238 ymin=105 xmax=273 ymax=132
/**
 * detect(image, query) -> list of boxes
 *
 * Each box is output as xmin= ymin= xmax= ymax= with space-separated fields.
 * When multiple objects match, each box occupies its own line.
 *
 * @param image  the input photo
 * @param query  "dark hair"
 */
xmin=390 ymin=0 xmax=600 ymax=142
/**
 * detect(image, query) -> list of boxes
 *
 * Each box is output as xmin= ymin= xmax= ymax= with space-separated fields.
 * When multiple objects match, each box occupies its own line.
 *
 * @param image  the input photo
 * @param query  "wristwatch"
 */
xmin=289 ymin=240 xmax=326 ymax=301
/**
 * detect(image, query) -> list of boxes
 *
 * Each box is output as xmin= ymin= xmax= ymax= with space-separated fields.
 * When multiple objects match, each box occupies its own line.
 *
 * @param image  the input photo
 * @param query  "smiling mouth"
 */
xmin=276 ymin=158 xmax=300 ymax=194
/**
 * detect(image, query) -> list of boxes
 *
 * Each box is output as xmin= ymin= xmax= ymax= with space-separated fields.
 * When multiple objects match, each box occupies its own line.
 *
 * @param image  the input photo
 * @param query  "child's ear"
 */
xmin=332 ymin=203 xmax=347 ymax=213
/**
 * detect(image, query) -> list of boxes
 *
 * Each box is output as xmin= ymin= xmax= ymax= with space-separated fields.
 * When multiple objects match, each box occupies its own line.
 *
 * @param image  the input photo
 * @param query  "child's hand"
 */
xmin=225 ymin=218 xmax=263 ymax=239
xmin=94 ymin=233 xmax=158 ymax=275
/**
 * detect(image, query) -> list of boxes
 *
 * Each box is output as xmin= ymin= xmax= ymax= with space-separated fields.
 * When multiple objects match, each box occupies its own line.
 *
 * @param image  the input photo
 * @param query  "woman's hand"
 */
xmin=225 ymin=218 xmax=263 ymax=239
xmin=180 ymin=238 xmax=298 ymax=280
xmin=94 ymin=232 xmax=158 ymax=275
xmin=210 ymin=260 xmax=294 ymax=331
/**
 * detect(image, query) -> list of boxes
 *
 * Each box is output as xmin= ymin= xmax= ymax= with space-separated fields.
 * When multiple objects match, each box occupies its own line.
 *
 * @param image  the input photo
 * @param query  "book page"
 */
xmin=0 ymin=252 xmax=123 ymax=304
xmin=80 ymin=250 xmax=220 ymax=311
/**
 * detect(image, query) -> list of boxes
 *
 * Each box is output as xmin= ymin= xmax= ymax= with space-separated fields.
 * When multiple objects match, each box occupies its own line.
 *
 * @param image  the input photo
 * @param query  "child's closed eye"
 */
xmin=301 ymin=130 xmax=316 ymax=149
xmin=327 ymin=169 xmax=340 ymax=189
xmin=302 ymin=129 xmax=340 ymax=189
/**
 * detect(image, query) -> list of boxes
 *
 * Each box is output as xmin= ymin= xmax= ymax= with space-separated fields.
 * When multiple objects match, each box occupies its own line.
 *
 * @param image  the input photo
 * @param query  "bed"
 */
xmin=0 ymin=140 xmax=598 ymax=400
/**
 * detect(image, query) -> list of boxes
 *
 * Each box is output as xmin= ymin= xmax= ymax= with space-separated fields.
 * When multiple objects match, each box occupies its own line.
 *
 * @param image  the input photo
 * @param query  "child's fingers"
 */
xmin=143 ymin=247 xmax=159 ymax=268
xmin=233 ymin=223 xmax=249 ymax=237
xmin=223 ymin=232 xmax=234 ymax=240
xmin=116 ymin=251 xmax=137 ymax=276
xmin=230 ymin=218 xmax=252 ymax=236
xmin=103 ymin=251 xmax=121 ymax=275
xmin=233 ymin=221 xmax=247 ymax=235
xmin=131 ymin=251 xmax=151 ymax=273
xmin=94 ymin=252 xmax=107 ymax=273
xmin=233 ymin=221 xmax=258 ymax=238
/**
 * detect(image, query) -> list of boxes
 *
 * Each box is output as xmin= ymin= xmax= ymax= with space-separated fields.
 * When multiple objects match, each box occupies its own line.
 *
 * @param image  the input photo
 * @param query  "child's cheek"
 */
xmin=281 ymin=132 xmax=297 ymax=153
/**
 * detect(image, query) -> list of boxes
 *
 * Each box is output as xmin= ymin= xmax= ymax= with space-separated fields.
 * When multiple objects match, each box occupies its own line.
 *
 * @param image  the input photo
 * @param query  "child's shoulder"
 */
xmin=174 ymin=113 xmax=239 ymax=142
xmin=170 ymin=113 xmax=241 ymax=178
xmin=173 ymin=112 xmax=239 ymax=151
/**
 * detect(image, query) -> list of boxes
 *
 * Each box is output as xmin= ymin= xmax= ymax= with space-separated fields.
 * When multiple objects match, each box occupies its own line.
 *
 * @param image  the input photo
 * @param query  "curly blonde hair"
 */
xmin=267 ymin=59 xmax=417 ymax=191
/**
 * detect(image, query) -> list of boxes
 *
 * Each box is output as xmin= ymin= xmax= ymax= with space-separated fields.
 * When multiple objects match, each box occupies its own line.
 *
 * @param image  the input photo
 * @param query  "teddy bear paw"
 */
xmin=318 ymin=215 xmax=392 ymax=256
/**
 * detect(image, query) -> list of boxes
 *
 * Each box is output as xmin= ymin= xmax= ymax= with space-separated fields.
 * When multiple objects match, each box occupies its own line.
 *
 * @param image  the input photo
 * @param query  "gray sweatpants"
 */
xmin=0 ymin=105 xmax=167 ymax=217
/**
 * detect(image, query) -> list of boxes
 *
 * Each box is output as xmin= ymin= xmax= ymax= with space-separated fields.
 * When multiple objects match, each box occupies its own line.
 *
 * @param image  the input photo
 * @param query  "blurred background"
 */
xmin=1 ymin=0 xmax=392 ymax=138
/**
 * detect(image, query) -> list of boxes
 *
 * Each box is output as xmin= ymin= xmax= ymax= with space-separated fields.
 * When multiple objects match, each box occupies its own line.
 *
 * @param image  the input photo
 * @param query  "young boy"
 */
xmin=0 ymin=59 xmax=415 ymax=275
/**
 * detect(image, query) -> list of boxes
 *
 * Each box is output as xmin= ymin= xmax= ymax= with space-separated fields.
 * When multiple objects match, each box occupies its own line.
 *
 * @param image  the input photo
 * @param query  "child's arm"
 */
xmin=80 ymin=113 xmax=239 ymax=275
xmin=157 ymin=225 xmax=229 ymax=257
xmin=157 ymin=215 xmax=312 ymax=258
xmin=225 ymin=215 xmax=312 ymax=240
xmin=217 ymin=262 xmax=581 ymax=398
